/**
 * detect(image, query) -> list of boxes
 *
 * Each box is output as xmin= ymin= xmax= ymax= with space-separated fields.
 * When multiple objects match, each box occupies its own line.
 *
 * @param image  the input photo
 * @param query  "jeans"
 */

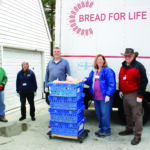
xmin=94 ymin=98 xmax=113 ymax=133
xmin=0 ymin=90 xmax=5 ymax=117
xmin=19 ymin=93 xmax=35 ymax=118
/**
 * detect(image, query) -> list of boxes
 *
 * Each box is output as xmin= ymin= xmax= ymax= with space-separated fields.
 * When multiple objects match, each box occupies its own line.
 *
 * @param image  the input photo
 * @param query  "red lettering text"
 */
xmin=129 ymin=11 xmax=148 ymax=20
xmin=109 ymin=12 xmax=126 ymax=20
xmin=79 ymin=14 xmax=106 ymax=22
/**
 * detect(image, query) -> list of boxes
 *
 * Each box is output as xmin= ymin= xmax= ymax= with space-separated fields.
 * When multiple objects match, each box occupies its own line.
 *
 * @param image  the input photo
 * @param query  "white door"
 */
xmin=3 ymin=48 xmax=43 ymax=111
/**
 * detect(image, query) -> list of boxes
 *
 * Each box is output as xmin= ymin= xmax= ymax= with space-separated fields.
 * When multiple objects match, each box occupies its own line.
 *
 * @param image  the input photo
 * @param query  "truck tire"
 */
xmin=118 ymin=98 xmax=126 ymax=125
xmin=83 ymin=88 xmax=93 ymax=109
xmin=118 ymin=97 xmax=149 ymax=125
xmin=142 ymin=98 xmax=149 ymax=124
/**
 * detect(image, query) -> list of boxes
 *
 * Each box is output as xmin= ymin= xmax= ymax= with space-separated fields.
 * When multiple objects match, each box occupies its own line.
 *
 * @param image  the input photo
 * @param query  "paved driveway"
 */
xmin=0 ymin=100 xmax=150 ymax=150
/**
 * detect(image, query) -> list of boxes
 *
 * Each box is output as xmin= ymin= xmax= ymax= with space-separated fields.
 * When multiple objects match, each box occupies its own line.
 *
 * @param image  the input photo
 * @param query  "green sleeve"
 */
xmin=2 ymin=69 xmax=8 ymax=85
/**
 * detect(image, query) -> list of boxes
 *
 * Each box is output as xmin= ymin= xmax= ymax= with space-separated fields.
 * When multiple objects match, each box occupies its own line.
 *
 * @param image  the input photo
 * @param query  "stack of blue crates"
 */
xmin=48 ymin=81 xmax=85 ymax=137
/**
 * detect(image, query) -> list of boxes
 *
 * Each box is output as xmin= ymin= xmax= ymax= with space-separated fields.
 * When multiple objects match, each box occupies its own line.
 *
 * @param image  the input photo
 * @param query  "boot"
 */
xmin=0 ymin=116 xmax=8 ymax=122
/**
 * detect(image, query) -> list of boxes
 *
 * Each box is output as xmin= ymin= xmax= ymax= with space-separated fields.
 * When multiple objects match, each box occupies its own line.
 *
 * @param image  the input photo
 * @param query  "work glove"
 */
xmin=82 ymin=78 xmax=87 ymax=82
xmin=137 ymin=97 xmax=142 ymax=103
xmin=0 ymin=84 xmax=4 ymax=91
xmin=45 ymin=87 xmax=49 ymax=93
xmin=105 ymin=96 xmax=110 ymax=103
xmin=34 ymin=92 xmax=37 ymax=96
xmin=119 ymin=92 xmax=123 ymax=99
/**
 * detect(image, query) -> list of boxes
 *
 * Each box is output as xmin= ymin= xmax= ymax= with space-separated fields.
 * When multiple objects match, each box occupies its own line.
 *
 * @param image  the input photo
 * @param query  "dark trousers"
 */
xmin=20 ymin=93 xmax=35 ymax=118
xmin=123 ymin=92 xmax=143 ymax=138
xmin=46 ymin=92 xmax=50 ymax=105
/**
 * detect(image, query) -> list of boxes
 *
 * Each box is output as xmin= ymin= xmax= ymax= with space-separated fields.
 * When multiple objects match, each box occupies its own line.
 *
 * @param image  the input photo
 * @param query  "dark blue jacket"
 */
xmin=16 ymin=69 xmax=37 ymax=93
xmin=85 ymin=67 xmax=116 ymax=99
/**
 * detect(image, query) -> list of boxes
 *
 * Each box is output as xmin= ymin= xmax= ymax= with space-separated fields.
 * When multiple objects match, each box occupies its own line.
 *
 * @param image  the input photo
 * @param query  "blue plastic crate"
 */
xmin=48 ymin=93 xmax=85 ymax=110
xmin=49 ymin=105 xmax=85 ymax=123
xmin=50 ymin=118 xmax=85 ymax=137
xmin=47 ymin=82 xmax=84 ymax=97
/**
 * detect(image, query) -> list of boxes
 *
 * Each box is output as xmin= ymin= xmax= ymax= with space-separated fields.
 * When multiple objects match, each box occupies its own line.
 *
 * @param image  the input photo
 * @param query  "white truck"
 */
xmin=54 ymin=0 xmax=150 ymax=124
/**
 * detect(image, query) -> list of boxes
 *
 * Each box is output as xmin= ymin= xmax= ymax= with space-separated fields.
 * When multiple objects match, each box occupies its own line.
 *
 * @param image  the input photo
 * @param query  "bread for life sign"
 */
xmin=69 ymin=0 xmax=149 ymax=36
xmin=79 ymin=11 xmax=147 ymax=22
xmin=60 ymin=0 xmax=150 ymax=56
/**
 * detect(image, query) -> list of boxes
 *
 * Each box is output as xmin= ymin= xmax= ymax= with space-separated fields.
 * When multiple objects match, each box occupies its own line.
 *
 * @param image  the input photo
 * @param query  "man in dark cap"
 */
xmin=118 ymin=48 xmax=148 ymax=145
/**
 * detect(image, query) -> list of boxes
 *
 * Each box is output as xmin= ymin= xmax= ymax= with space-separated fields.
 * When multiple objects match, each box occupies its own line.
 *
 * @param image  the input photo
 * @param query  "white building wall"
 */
xmin=0 ymin=0 xmax=51 ymax=64
xmin=0 ymin=46 xmax=3 ymax=67
xmin=0 ymin=0 xmax=51 ymax=110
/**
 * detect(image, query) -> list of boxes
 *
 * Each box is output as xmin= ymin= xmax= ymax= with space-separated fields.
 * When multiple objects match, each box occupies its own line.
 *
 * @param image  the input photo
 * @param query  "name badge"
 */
xmin=23 ymin=83 xmax=27 ymax=86
xmin=95 ymin=75 xmax=99 ymax=79
xmin=27 ymin=74 xmax=31 ymax=77
xmin=123 ymin=76 xmax=126 ymax=80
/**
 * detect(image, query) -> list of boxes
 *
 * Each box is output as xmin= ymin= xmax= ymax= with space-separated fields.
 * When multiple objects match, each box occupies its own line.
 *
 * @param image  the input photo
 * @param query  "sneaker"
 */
xmin=19 ymin=117 xmax=26 ymax=121
xmin=131 ymin=137 xmax=141 ymax=145
xmin=31 ymin=117 xmax=36 ymax=121
xmin=0 ymin=116 xmax=8 ymax=122
xmin=119 ymin=130 xmax=133 ymax=136
xmin=95 ymin=129 xmax=101 ymax=136
xmin=98 ymin=132 xmax=111 ymax=137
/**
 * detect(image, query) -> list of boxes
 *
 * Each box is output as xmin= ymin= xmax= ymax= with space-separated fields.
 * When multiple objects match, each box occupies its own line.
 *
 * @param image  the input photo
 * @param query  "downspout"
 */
xmin=38 ymin=0 xmax=52 ymax=43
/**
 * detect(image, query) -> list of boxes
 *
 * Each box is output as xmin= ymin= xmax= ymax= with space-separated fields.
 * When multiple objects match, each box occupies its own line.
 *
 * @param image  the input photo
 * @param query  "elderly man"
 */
xmin=118 ymin=48 xmax=148 ymax=145
xmin=0 ymin=67 xmax=8 ymax=122
xmin=45 ymin=47 xmax=71 ymax=103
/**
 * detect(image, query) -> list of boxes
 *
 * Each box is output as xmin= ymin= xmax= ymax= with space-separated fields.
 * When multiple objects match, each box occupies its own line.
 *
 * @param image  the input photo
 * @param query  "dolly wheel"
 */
xmin=49 ymin=135 xmax=52 ymax=139
xmin=79 ymin=138 xmax=83 ymax=143
xmin=79 ymin=137 xmax=83 ymax=143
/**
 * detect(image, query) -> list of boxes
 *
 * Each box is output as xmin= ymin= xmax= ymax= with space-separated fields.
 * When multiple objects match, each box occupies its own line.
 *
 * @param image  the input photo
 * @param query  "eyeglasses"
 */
xmin=124 ymin=54 xmax=132 ymax=58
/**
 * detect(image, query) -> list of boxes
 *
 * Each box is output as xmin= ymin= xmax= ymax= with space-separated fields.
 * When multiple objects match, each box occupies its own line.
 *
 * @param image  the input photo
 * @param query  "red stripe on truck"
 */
xmin=61 ymin=55 xmax=150 ymax=59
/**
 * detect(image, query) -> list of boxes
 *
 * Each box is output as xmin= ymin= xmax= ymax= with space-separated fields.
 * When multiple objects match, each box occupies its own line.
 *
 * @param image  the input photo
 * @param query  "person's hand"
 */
xmin=119 ymin=92 xmax=123 ymax=99
xmin=66 ymin=75 xmax=74 ymax=82
xmin=34 ymin=92 xmax=37 ymax=96
xmin=16 ymin=92 xmax=19 ymax=96
xmin=105 ymin=96 xmax=110 ymax=103
xmin=82 ymin=78 xmax=87 ymax=82
xmin=137 ymin=97 xmax=142 ymax=103
xmin=45 ymin=87 xmax=49 ymax=93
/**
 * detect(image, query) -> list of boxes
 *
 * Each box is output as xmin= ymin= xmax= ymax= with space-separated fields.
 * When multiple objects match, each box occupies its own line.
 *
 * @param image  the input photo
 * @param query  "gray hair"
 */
xmin=21 ymin=61 xmax=29 ymax=68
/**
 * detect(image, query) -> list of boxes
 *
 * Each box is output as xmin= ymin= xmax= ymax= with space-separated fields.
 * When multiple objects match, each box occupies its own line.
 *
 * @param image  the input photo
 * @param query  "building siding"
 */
xmin=0 ymin=0 xmax=51 ymax=110
xmin=0 ymin=0 xmax=51 ymax=75
xmin=0 ymin=0 xmax=51 ymax=57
